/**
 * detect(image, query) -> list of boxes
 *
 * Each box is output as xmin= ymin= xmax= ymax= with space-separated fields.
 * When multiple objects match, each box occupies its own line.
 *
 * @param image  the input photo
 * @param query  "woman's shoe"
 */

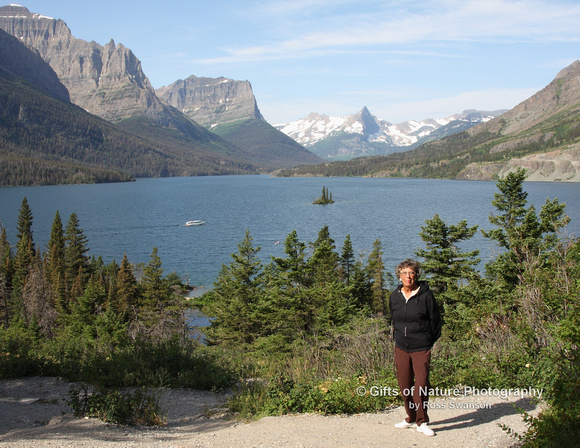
xmin=417 ymin=423 xmax=435 ymax=436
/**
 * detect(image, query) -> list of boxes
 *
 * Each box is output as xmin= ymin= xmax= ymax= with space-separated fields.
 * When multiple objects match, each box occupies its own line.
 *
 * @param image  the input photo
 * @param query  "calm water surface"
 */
xmin=1 ymin=176 xmax=579 ymax=288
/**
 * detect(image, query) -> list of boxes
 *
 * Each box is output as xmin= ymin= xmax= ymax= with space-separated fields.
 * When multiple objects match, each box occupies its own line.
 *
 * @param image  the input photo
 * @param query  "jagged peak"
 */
xmin=0 ymin=4 xmax=54 ymax=20
xmin=358 ymin=106 xmax=371 ymax=116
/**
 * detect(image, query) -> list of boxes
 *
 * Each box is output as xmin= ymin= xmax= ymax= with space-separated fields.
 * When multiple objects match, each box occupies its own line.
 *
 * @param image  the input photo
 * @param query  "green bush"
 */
xmin=229 ymin=373 xmax=399 ymax=418
xmin=67 ymin=384 xmax=166 ymax=426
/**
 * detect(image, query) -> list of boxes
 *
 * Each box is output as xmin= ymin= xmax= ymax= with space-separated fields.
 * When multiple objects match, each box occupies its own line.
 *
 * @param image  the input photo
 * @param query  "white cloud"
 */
xmin=374 ymin=87 xmax=541 ymax=123
xmin=260 ymin=87 xmax=541 ymax=125
xmin=197 ymin=0 xmax=580 ymax=65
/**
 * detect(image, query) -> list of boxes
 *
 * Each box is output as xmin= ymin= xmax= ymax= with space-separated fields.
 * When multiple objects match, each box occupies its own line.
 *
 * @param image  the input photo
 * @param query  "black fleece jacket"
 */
xmin=389 ymin=281 xmax=442 ymax=353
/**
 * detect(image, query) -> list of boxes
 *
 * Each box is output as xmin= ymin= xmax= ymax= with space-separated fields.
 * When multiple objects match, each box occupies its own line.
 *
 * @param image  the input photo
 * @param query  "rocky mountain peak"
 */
xmin=0 ymin=6 xmax=161 ymax=122
xmin=156 ymin=75 xmax=264 ymax=128
xmin=351 ymin=106 xmax=381 ymax=135
xmin=0 ymin=4 xmax=39 ymax=18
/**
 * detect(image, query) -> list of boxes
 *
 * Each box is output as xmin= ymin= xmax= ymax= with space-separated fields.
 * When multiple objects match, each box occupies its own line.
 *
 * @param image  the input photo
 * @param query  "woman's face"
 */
xmin=400 ymin=268 xmax=417 ymax=289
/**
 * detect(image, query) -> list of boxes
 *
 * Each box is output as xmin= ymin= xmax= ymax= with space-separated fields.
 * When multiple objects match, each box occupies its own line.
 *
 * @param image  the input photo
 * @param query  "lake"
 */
xmin=1 ymin=176 xmax=579 ymax=289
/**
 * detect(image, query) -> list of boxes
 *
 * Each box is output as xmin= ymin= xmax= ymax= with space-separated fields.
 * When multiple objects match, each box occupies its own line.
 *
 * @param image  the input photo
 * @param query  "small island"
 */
xmin=313 ymin=186 xmax=335 ymax=204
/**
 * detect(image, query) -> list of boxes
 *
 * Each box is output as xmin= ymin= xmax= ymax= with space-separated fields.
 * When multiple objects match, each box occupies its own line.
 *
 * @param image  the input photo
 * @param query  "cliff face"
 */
xmin=0 ymin=5 xmax=179 ymax=123
xmin=157 ymin=76 xmax=264 ymax=127
xmin=0 ymin=28 xmax=69 ymax=101
xmin=457 ymin=145 xmax=580 ymax=182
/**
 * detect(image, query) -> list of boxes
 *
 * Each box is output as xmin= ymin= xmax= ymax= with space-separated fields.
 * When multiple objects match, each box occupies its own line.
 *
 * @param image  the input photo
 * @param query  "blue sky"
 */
xmin=15 ymin=0 xmax=580 ymax=124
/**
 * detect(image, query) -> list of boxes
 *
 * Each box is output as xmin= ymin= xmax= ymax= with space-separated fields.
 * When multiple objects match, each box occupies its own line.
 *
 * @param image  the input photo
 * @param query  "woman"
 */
xmin=389 ymin=259 xmax=441 ymax=437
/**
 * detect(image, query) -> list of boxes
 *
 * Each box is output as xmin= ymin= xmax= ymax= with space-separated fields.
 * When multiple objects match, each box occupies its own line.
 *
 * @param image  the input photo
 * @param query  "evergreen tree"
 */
xmin=0 ymin=227 xmax=14 ymax=326
xmin=416 ymin=214 xmax=480 ymax=295
xmin=349 ymin=260 xmax=372 ymax=309
xmin=67 ymin=279 xmax=106 ymax=341
xmin=482 ymin=168 xmax=569 ymax=287
xmin=14 ymin=197 xmax=35 ymax=289
xmin=340 ymin=235 xmax=355 ymax=285
xmin=0 ymin=226 xmax=14 ymax=286
xmin=64 ymin=213 xmax=90 ymax=300
xmin=309 ymin=225 xmax=339 ymax=284
xmin=140 ymin=247 xmax=171 ymax=310
xmin=20 ymin=257 xmax=57 ymax=338
xmin=202 ymin=230 xmax=264 ymax=346
xmin=271 ymin=230 xmax=310 ymax=286
xmin=366 ymin=239 xmax=386 ymax=316
xmin=114 ymin=253 xmax=138 ymax=320
xmin=45 ymin=211 xmax=67 ymax=313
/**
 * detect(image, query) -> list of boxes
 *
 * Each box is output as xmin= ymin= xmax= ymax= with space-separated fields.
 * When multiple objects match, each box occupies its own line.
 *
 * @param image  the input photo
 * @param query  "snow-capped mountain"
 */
xmin=275 ymin=107 xmax=506 ymax=160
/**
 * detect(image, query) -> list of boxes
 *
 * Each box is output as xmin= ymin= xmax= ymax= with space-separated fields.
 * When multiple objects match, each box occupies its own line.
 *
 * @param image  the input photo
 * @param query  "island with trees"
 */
xmin=313 ymin=186 xmax=334 ymax=204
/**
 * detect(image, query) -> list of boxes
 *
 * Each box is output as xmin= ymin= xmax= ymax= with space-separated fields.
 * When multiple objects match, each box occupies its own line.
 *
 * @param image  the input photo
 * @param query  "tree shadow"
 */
xmin=431 ymin=397 xmax=538 ymax=432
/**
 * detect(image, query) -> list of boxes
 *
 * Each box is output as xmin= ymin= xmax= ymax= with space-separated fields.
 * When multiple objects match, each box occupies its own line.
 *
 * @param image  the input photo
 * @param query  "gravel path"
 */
xmin=0 ymin=377 xmax=541 ymax=447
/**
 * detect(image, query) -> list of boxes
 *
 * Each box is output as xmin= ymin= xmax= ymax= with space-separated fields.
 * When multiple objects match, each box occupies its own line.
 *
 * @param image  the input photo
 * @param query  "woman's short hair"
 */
xmin=395 ymin=259 xmax=422 ymax=279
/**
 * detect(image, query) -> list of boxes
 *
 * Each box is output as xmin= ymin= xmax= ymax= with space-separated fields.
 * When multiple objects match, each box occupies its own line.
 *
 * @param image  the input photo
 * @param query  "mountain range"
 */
xmin=278 ymin=60 xmax=580 ymax=182
xmin=0 ymin=4 xmax=322 ymax=186
xmin=275 ymin=107 xmax=506 ymax=160
xmin=1 ymin=4 xmax=577 ymax=185
xmin=156 ymin=75 xmax=319 ymax=169
xmin=0 ymin=26 xmax=264 ymax=186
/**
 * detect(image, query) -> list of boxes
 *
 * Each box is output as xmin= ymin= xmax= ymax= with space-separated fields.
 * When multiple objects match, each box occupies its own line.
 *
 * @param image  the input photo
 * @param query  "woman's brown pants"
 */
xmin=394 ymin=347 xmax=432 ymax=426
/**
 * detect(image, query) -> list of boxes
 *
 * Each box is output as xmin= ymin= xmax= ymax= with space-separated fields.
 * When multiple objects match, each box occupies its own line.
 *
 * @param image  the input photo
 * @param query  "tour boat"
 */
xmin=185 ymin=220 xmax=205 ymax=226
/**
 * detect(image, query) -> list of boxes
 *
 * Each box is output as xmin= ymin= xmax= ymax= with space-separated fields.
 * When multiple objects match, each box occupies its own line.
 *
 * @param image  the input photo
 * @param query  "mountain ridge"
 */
xmin=276 ymin=60 xmax=580 ymax=182
xmin=157 ymin=75 xmax=323 ymax=168
xmin=275 ymin=107 xmax=506 ymax=160
xmin=0 ymin=26 xmax=259 ymax=186
xmin=0 ymin=4 xmax=321 ymax=174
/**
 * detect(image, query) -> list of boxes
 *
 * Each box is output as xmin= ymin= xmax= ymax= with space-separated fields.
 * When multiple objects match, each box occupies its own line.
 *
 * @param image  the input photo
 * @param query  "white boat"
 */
xmin=185 ymin=220 xmax=205 ymax=226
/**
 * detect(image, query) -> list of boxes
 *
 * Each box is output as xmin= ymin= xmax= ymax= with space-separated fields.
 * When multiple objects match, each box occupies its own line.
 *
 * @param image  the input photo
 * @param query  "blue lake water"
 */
xmin=1 ymin=175 xmax=579 ymax=289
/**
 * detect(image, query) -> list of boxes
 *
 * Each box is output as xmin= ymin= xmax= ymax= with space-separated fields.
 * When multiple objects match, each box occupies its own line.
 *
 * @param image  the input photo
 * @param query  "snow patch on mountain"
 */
xmin=276 ymin=108 xmax=504 ymax=151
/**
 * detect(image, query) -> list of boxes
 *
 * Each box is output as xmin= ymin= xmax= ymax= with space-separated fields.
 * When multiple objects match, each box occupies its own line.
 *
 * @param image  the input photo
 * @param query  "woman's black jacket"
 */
xmin=389 ymin=281 xmax=442 ymax=353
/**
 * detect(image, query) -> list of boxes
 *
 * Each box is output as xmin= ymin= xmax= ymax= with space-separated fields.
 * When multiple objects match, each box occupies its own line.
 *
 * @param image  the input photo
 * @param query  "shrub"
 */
xmin=67 ymin=384 xmax=166 ymax=426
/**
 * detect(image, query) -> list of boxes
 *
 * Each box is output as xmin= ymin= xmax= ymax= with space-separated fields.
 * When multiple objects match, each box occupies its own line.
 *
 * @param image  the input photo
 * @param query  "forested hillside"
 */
xmin=0 ymin=71 xmax=259 ymax=186
xmin=210 ymin=118 xmax=323 ymax=169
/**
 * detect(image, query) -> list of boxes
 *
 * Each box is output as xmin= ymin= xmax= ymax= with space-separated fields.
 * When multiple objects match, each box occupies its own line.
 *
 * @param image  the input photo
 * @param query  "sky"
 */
xmin=12 ymin=0 xmax=580 ymax=125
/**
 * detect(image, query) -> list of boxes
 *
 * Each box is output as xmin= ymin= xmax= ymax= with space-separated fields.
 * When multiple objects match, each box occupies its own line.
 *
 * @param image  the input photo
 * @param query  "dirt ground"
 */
xmin=0 ymin=377 xmax=541 ymax=447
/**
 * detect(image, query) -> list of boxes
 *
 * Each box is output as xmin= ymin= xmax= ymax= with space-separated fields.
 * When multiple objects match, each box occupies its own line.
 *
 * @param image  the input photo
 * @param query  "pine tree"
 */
xmin=0 ymin=227 xmax=14 ymax=326
xmin=64 ymin=213 xmax=90 ymax=301
xmin=114 ymin=253 xmax=138 ymax=320
xmin=202 ymin=230 xmax=264 ymax=346
xmin=45 ymin=211 xmax=67 ymax=313
xmin=14 ymin=197 xmax=35 ymax=289
xmin=366 ymin=239 xmax=386 ymax=316
xmin=271 ymin=230 xmax=310 ymax=286
xmin=20 ymin=257 xmax=57 ymax=338
xmin=416 ymin=214 xmax=480 ymax=295
xmin=340 ymin=234 xmax=355 ymax=285
xmin=309 ymin=225 xmax=339 ymax=284
xmin=482 ymin=168 xmax=569 ymax=287
xmin=349 ymin=260 xmax=372 ymax=309
xmin=140 ymin=247 xmax=171 ymax=311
